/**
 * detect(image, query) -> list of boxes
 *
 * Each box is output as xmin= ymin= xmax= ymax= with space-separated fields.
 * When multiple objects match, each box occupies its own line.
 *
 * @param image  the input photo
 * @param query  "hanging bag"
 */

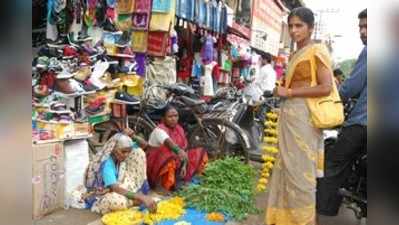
xmin=305 ymin=45 xmax=344 ymax=128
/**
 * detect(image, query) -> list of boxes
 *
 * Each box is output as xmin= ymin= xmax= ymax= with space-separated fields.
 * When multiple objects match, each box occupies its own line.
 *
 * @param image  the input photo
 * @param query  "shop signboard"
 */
xmin=251 ymin=0 xmax=284 ymax=55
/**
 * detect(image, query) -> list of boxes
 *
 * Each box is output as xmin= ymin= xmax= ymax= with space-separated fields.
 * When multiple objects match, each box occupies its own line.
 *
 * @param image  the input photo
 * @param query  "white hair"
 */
xmin=115 ymin=133 xmax=133 ymax=150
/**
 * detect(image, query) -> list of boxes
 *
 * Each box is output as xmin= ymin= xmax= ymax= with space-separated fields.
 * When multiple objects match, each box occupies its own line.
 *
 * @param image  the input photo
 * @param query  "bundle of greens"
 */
xmin=178 ymin=157 xmax=259 ymax=221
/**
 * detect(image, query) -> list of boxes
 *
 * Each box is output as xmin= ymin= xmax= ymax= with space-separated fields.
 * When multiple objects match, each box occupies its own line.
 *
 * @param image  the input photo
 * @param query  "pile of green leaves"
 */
xmin=178 ymin=157 xmax=259 ymax=221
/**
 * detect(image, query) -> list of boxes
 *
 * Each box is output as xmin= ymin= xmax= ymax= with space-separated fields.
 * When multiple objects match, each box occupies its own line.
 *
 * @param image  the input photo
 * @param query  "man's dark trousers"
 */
xmin=316 ymin=125 xmax=367 ymax=216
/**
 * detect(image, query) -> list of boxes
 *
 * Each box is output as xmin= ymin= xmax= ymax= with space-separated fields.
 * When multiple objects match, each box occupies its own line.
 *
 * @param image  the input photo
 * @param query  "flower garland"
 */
xmin=256 ymin=110 xmax=279 ymax=193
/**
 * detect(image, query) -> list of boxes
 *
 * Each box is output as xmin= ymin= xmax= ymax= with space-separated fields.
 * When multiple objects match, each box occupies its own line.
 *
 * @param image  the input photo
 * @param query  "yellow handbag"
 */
xmin=306 ymin=46 xmax=344 ymax=129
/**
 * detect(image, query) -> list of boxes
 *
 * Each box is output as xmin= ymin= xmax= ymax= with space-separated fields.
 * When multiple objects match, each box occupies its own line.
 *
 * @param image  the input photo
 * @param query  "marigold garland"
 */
xmin=256 ymin=110 xmax=279 ymax=193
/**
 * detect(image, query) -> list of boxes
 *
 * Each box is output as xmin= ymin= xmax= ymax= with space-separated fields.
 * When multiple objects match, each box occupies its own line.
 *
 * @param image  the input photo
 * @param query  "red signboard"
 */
xmin=147 ymin=31 xmax=169 ymax=57
xmin=252 ymin=0 xmax=284 ymax=33
xmin=227 ymin=34 xmax=250 ymax=47
xmin=230 ymin=22 xmax=251 ymax=40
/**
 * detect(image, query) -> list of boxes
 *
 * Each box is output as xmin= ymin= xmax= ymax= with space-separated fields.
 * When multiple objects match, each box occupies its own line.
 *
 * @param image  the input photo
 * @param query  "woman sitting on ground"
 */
xmin=146 ymin=105 xmax=208 ymax=191
xmin=85 ymin=132 xmax=156 ymax=214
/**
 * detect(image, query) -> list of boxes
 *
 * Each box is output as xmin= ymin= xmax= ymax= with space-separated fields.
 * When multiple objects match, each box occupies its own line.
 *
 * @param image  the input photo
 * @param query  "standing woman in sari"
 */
xmin=265 ymin=7 xmax=334 ymax=225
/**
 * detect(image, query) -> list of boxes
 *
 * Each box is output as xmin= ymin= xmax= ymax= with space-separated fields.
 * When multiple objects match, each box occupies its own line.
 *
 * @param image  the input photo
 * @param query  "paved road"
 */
xmin=34 ymin=188 xmax=365 ymax=225
xmin=34 ymin=163 xmax=366 ymax=225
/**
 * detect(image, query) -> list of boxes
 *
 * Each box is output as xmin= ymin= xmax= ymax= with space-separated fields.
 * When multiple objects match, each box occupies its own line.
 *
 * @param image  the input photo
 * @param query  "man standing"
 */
xmin=243 ymin=52 xmax=277 ymax=102
xmin=316 ymin=9 xmax=367 ymax=217
xmin=256 ymin=52 xmax=277 ymax=95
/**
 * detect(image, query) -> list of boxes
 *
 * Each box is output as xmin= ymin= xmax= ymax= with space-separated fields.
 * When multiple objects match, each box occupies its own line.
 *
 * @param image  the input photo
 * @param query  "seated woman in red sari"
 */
xmin=146 ymin=105 xmax=208 ymax=191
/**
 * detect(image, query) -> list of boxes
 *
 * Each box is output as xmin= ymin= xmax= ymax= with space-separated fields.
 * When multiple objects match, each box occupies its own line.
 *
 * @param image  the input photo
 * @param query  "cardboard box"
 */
xmin=64 ymin=140 xmax=89 ymax=206
xmin=32 ymin=142 xmax=65 ymax=219
xmin=36 ymin=120 xmax=74 ymax=140
xmin=73 ymin=122 xmax=91 ymax=136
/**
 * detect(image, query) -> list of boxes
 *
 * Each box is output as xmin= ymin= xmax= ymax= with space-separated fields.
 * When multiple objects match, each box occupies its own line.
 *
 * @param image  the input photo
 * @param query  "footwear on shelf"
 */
xmin=114 ymin=90 xmax=140 ymax=104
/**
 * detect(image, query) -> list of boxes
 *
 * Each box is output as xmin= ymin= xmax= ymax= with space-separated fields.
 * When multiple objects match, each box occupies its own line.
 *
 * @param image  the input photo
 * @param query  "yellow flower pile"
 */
xmin=256 ymin=111 xmax=279 ymax=193
xmin=102 ymin=209 xmax=144 ymax=225
xmin=143 ymin=197 xmax=186 ymax=225
xmin=101 ymin=197 xmax=186 ymax=225
xmin=206 ymin=212 xmax=225 ymax=222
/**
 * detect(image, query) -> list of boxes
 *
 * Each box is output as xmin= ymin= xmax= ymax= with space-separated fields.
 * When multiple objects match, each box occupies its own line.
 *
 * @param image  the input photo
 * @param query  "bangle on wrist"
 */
xmin=132 ymin=136 xmax=140 ymax=143
xmin=171 ymin=146 xmax=180 ymax=154
xmin=287 ymin=88 xmax=293 ymax=97
xmin=125 ymin=191 xmax=135 ymax=199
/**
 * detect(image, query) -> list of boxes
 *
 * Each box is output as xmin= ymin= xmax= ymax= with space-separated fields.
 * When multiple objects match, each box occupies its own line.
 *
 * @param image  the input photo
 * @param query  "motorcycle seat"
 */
xmin=180 ymin=96 xmax=206 ymax=107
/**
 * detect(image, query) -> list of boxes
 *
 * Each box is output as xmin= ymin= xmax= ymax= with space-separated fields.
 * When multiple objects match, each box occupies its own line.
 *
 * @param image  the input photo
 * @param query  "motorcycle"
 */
xmin=205 ymin=89 xmax=279 ymax=162
xmin=127 ymin=83 xmax=252 ymax=161
xmin=323 ymin=98 xmax=367 ymax=219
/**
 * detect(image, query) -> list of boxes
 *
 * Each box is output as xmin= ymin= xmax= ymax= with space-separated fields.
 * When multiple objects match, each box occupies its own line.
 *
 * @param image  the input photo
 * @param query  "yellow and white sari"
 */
xmin=265 ymin=43 xmax=332 ymax=225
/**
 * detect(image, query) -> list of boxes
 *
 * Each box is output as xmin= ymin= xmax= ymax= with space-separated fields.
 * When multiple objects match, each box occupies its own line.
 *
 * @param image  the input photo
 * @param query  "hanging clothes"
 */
xmin=147 ymin=31 xmax=169 ymax=56
xmin=225 ymin=0 xmax=239 ymax=12
xmin=132 ymin=12 xmax=149 ymax=30
xmin=116 ymin=0 xmax=134 ymax=14
xmin=195 ymin=0 xmax=206 ymax=26
xmin=149 ymin=0 xmax=176 ymax=31
xmin=116 ymin=14 xmax=132 ymax=31
xmin=152 ymin=0 xmax=173 ymax=13
xmin=215 ymin=1 xmax=222 ymax=33
xmin=201 ymin=34 xmax=215 ymax=64
xmin=134 ymin=53 xmax=147 ymax=76
xmin=146 ymin=56 xmax=177 ymax=84
xmin=211 ymin=0 xmax=218 ymax=32
xmin=178 ymin=0 xmax=195 ymax=21
xmin=220 ymin=5 xmax=228 ymax=33
xmin=205 ymin=0 xmax=213 ymax=29
xmin=131 ymin=31 xmax=148 ymax=53
xmin=134 ymin=0 xmax=151 ymax=12
xmin=177 ymin=54 xmax=193 ymax=82
xmin=202 ymin=61 xmax=217 ymax=97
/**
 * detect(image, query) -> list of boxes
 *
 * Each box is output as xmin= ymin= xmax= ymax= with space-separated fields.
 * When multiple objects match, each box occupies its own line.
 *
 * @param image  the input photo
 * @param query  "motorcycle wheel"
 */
xmin=188 ymin=118 xmax=250 ymax=162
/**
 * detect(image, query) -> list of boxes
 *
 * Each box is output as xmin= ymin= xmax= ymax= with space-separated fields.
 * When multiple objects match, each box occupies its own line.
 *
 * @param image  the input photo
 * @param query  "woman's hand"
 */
xmin=141 ymin=196 xmax=157 ymax=213
xmin=274 ymin=86 xmax=289 ymax=97
xmin=177 ymin=149 xmax=188 ymax=162
xmin=180 ymin=165 xmax=187 ymax=178
xmin=180 ymin=160 xmax=188 ymax=178
xmin=178 ymin=150 xmax=188 ymax=178
xmin=123 ymin=128 xmax=135 ymax=138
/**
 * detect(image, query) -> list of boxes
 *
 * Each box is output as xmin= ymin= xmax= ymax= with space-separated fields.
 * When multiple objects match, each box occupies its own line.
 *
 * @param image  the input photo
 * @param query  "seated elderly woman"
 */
xmin=85 ymin=132 xmax=156 ymax=214
xmin=146 ymin=105 xmax=208 ymax=191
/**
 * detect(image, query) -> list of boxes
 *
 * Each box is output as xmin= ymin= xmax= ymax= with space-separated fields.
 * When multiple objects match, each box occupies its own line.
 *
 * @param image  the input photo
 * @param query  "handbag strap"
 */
xmin=310 ymin=45 xmax=342 ymax=101
xmin=309 ymin=46 xmax=318 ymax=87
